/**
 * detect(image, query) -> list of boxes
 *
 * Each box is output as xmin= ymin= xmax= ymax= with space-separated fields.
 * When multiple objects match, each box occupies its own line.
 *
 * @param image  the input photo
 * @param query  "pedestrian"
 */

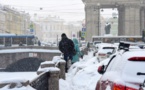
xmin=87 ymin=42 xmax=90 ymax=51
xmin=58 ymin=33 xmax=74 ymax=73
xmin=72 ymin=38 xmax=83 ymax=64
xmin=19 ymin=42 xmax=23 ymax=46
xmin=38 ymin=40 xmax=41 ymax=46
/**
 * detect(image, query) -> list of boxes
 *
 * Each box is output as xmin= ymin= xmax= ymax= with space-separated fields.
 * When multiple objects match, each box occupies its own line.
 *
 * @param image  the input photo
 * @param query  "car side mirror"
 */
xmin=98 ymin=65 xmax=105 ymax=74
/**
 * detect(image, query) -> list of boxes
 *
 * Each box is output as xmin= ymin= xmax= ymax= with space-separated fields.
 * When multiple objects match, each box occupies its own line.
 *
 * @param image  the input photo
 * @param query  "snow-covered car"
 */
xmin=95 ymin=46 xmax=145 ymax=90
xmin=80 ymin=41 xmax=87 ymax=47
xmin=93 ymin=41 xmax=102 ymax=46
xmin=94 ymin=43 xmax=118 ymax=62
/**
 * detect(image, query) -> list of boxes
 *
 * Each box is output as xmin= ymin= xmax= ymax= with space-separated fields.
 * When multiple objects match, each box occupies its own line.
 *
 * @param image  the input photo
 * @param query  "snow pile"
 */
xmin=59 ymin=51 xmax=110 ymax=90
xmin=0 ymin=78 xmax=35 ymax=90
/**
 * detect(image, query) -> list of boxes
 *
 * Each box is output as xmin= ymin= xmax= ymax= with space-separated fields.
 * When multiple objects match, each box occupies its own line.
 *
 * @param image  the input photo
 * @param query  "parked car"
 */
xmin=94 ymin=43 xmax=118 ymax=62
xmin=86 ymin=42 xmax=94 ymax=51
xmin=95 ymin=42 xmax=145 ymax=90
xmin=80 ymin=41 xmax=87 ymax=47
xmin=93 ymin=41 xmax=102 ymax=46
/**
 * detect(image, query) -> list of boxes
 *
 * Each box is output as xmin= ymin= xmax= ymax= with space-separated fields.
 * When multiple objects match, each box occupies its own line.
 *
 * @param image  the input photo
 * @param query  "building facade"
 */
xmin=1 ymin=5 xmax=31 ymax=35
xmin=33 ymin=15 xmax=82 ymax=44
xmin=0 ymin=9 xmax=6 ymax=33
xmin=82 ymin=0 xmax=145 ymax=41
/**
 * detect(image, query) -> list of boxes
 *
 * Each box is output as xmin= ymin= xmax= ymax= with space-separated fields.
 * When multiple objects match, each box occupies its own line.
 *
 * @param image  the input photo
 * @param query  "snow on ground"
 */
xmin=0 ymin=72 xmax=37 ymax=82
xmin=0 ymin=85 xmax=36 ymax=90
xmin=0 ymin=50 xmax=109 ymax=90
xmin=0 ymin=49 xmax=60 ymax=53
xmin=59 ymin=51 xmax=110 ymax=90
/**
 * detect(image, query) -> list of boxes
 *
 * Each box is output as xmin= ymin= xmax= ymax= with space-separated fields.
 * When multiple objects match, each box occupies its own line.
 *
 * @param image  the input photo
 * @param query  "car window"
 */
xmin=103 ymin=47 xmax=115 ymax=49
xmin=105 ymin=54 xmax=123 ymax=72
xmin=94 ymin=41 xmax=101 ymax=45
xmin=102 ymin=47 xmax=115 ymax=53
xmin=89 ymin=43 xmax=93 ymax=46
xmin=104 ymin=55 xmax=116 ymax=72
xmin=123 ymin=61 xmax=145 ymax=78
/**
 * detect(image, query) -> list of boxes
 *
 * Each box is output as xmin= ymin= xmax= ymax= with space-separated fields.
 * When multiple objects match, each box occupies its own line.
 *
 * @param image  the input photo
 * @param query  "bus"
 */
xmin=0 ymin=34 xmax=38 ymax=47
xmin=92 ymin=36 xmax=143 ymax=43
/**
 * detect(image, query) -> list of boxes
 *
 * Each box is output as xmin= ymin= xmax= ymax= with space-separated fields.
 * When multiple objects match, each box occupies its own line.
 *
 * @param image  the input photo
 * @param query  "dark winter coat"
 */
xmin=38 ymin=41 xmax=41 ymax=46
xmin=59 ymin=37 xmax=74 ymax=55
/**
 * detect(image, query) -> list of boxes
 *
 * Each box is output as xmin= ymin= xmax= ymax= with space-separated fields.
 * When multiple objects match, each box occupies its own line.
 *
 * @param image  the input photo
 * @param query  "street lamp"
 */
xmin=97 ymin=3 xmax=100 ymax=36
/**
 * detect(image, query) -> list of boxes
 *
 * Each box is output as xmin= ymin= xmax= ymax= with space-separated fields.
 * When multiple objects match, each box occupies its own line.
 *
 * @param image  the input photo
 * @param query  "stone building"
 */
xmin=32 ymin=15 xmax=82 ymax=44
xmin=0 ymin=6 xmax=6 ymax=33
xmin=82 ymin=0 xmax=145 ymax=41
xmin=2 ymin=5 xmax=31 ymax=35
xmin=20 ymin=12 xmax=31 ymax=35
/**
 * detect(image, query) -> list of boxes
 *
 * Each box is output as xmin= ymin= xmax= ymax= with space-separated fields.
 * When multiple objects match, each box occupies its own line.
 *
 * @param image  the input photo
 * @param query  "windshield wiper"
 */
xmin=137 ymin=72 xmax=145 ymax=75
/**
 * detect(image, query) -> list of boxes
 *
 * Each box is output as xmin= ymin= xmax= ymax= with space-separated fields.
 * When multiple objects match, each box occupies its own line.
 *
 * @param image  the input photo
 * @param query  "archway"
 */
xmin=5 ymin=58 xmax=44 ymax=72
xmin=82 ymin=0 xmax=144 ymax=41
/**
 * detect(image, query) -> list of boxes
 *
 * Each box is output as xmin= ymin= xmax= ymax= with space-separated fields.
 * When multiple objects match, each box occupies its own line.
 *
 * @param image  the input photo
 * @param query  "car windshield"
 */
xmin=89 ymin=43 xmax=93 ymax=46
xmin=94 ymin=41 xmax=101 ymax=44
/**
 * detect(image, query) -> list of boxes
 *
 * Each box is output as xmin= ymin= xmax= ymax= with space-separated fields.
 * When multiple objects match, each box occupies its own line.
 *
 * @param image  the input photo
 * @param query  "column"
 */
xmin=118 ymin=5 xmax=125 ymax=35
xmin=85 ymin=4 xmax=99 ymax=41
xmin=48 ymin=68 xmax=60 ymax=90
xmin=140 ymin=7 xmax=145 ymax=34
xmin=57 ymin=60 xmax=66 ymax=79
xmin=124 ymin=5 xmax=140 ymax=35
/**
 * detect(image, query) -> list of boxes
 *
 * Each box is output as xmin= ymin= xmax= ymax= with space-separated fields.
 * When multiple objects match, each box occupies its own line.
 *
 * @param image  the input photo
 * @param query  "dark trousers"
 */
xmin=64 ymin=54 xmax=72 ymax=73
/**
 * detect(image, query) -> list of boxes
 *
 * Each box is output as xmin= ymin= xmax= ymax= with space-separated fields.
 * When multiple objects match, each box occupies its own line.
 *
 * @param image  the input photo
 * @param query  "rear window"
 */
xmin=123 ymin=61 xmax=145 ymax=78
xmin=103 ymin=47 xmax=115 ymax=49
xmin=89 ymin=43 xmax=93 ymax=46
xmin=94 ymin=41 xmax=101 ymax=44
xmin=102 ymin=47 xmax=116 ymax=53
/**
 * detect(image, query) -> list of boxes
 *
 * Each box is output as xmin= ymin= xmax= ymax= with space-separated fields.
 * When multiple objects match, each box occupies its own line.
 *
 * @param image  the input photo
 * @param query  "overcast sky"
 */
xmin=0 ymin=0 xmax=118 ymax=22
xmin=0 ymin=0 xmax=85 ymax=22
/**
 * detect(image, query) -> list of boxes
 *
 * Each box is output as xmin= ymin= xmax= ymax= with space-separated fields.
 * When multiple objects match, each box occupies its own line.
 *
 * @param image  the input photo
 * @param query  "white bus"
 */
xmin=92 ymin=36 xmax=142 ymax=43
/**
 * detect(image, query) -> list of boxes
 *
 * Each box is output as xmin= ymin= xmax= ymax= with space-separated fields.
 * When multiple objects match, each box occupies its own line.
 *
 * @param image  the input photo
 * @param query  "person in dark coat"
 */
xmin=38 ymin=40 xmax=41 ymax=46
xmin=59 ymin=33 xmax=74 ymax=72
xmin=19 ymin=42 xmax=23 ymax=46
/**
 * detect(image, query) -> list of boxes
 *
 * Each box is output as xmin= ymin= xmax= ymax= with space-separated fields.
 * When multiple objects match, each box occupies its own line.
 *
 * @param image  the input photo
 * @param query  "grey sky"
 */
xmin=0 ymin=0 xmax=118 ymax=22
xmin=0 ymin=0 xmax=85 ymax=21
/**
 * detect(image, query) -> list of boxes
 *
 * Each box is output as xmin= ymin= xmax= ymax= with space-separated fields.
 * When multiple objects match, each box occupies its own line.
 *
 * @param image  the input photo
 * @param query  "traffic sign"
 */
xmin=82 ymin=28 xmax=86 ymax=31
xmin=81 ymin=32 xmax=86 ymax=37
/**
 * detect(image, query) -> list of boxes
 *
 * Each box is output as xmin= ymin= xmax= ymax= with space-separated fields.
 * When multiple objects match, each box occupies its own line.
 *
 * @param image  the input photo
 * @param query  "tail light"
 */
xmin=98 ymin=53 xmax=106 ymax=56
xmin=95 ymin=81 xmax=100 ymax=90
xmin=113 ymin=83 xmax=125 ymax=90
xmin=113 ymin=83 xmax=136 ymax=90
xmin=128 ymin=57 xmax=145 ymax=61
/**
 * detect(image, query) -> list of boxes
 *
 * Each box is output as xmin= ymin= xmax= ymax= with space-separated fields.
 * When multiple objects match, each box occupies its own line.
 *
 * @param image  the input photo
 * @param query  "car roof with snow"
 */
xmin=96 ymin=43 xmax=118 ymax=48
xmin=104 ymin=49 xmax=145 ymax=86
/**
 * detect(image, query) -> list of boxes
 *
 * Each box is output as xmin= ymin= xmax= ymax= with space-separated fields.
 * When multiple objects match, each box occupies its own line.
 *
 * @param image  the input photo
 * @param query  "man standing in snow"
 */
xmin=59 ymin=33 xmax=74 ymax=72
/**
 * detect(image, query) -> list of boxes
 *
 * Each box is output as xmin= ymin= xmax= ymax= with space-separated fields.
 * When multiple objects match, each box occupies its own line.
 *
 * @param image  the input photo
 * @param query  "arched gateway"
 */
xmin=82 ymin=0 xmax=145 ymax=41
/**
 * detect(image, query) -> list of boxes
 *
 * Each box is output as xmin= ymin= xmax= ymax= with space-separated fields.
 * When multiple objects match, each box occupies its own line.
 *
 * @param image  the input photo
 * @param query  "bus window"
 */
xmin=27 ymin=37 xmax=34 ymax=45
xmin=12 ymin=37 xmax=26 ymax=45
xmin=20 ymin=38 xmax=26 ymax=44
xmin=0 ymin=38 xmax=4 ymax=45
xmin=12 ymin=37 xmax=20 ymax=44
xmin=5 ymin=37 xmax=11 ymax=47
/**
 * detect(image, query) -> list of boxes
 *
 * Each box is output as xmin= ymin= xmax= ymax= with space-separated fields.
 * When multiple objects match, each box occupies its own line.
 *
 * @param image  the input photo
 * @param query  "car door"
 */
xmin=99 ymin=55 xmax=118 ymax=90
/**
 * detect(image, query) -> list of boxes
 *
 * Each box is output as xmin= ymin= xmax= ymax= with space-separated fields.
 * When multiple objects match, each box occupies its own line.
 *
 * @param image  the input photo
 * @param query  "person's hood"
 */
xmin=73 ymin=38 xmax=79 ymax=45
xmin=62 ymin=36 xmax=67 ymax=40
